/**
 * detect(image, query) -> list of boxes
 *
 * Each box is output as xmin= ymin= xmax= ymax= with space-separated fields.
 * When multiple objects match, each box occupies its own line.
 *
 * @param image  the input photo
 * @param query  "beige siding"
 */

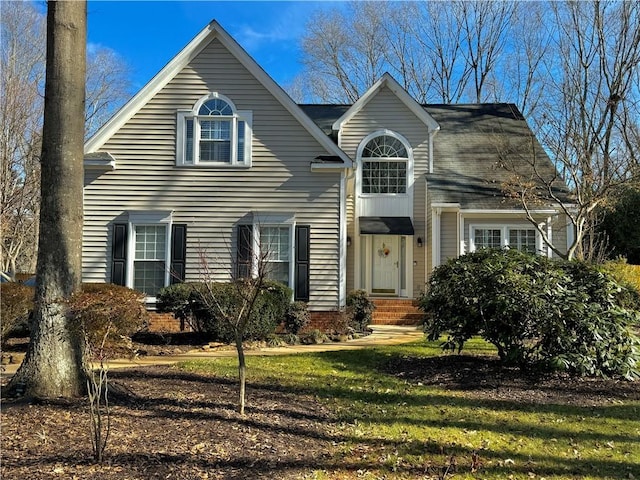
xmin=440 ymin=212 xmax=458 ymax=261
xmin=83 ymin=38 xmax=342 ymax=311
xmin=340 ymin=86 xmax=431 ymax=298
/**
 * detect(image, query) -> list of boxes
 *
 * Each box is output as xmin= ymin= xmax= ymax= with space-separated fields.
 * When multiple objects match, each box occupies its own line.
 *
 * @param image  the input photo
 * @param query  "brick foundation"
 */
xmin=307 ymin=310 xmax=346 ymax=332
xmin=147 ymin=312 xmax=187 ymax=333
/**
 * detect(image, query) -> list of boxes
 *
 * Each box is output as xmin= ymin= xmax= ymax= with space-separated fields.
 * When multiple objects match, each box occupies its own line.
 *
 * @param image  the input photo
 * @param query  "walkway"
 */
xmin=1 ymin=325 xmax=423 ymax=380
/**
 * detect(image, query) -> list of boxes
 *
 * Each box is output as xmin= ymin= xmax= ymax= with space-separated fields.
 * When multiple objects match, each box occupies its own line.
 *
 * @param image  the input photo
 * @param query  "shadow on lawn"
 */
xmin=3 ymin=358 xmax=639 ymax=480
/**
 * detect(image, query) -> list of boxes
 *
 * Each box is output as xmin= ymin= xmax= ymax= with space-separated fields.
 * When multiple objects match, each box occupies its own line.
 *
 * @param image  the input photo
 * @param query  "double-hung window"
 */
xmin=260 ymin=226 xmax=291 ymax=285
xmin=473 ymin=228 xmax=503 ymax=249
xmin=133 ymin=225 xmax=168 ymax=296
xmin=177 ymin=93 xmax=252 ymax=167
xmin=235 ymin=219 xmax=310 ymax=302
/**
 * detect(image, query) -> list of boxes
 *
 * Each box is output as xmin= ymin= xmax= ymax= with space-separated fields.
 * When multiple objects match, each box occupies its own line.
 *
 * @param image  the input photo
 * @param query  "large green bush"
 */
xmin=420 ymin=249 xmax=640 ymax=379
xmin=0 ymin=282 xmax=34 ymax=345
xmin=188 ymin=280 xmax=292 ymax=343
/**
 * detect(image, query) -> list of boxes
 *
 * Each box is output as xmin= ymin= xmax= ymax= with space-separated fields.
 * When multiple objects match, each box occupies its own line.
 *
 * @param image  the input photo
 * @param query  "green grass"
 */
xmin=178 ymin=339 xmax=640 ymax=479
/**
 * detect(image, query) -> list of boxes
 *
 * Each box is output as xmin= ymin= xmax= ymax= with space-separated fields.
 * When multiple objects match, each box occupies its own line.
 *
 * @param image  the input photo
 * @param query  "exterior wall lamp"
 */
xmin=417 ymin=237 xmax=423 ymax=247
xmin=347 ymin=236 xmax=352 ymax=247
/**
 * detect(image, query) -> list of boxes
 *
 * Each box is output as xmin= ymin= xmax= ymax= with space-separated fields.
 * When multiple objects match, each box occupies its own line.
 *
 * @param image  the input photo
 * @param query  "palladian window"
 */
xmin=177 ymin=93 xmax=252 ymax=167
xmin=361 ymin=135 xmax=408 ymax=194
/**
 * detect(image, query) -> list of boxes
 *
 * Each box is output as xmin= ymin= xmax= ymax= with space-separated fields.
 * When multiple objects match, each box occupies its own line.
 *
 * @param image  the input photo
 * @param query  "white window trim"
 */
xmin=127 ymin=211 xmax=173 ymax=302
xmin=176 ymin=93 xmax=252 ymax=167
xmin=468 ymin=224 xmax=543 ymax=254
xmin=356 ymin=129 xmax=413 ymax=198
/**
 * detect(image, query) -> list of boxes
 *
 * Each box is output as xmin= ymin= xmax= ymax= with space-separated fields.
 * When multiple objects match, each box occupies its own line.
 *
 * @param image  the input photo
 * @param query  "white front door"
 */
xmin=371 ymin=235 xmax=399 ymax=295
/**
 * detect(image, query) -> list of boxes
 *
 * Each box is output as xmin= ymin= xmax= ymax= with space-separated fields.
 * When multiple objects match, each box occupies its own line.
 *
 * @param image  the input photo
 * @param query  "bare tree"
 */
xmin=301 ymin=4 xmax=390 ymax=103
xmin=0 ymin=1 xmax=130 ymax=276
xmin=0 ymin=1 xmax=45 ymax=277
xmin=196 ymin=226 xmax=286 ymax=415
xmin=6 ymin=0 xmax=88 ymax=398
xmin=502 ymin=1 xmax=640 ymax=260
xmin=296 ymin=1 xmax=517 ymax=105
xmin=457 ymin=0 xmax=517 ymax=102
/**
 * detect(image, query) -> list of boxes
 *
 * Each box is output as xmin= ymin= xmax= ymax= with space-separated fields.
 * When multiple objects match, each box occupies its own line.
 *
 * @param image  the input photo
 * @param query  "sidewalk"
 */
xmin=1 ymin=325 xmax=423 ymax=381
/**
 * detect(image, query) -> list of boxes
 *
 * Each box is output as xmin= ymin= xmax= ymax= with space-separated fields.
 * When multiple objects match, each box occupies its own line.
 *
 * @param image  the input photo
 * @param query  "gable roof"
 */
xmin=84 ymin=20 xmax=351 ymax=167
xmin=331 ymin=73 xmax=440 ymax=133
xmin=302 ymin=102 xmax=570 ymax=209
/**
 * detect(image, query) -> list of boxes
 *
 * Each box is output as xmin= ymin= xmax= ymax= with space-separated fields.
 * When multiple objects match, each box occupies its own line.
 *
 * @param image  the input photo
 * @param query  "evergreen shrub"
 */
xmin=346 ymin=289 xmax=375 ymax=332
xmin=419 ymin=249 xmax=640 ymax=379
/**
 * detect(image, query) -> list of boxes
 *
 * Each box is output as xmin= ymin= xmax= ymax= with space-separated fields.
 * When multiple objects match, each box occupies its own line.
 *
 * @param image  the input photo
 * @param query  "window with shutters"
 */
xmin=112 ymin=217 xmax=186 ymax=300
xmin=176 ymin=93 xmax=252 ymax=167
xmin=235 ymin=221 xmax=309 ymax=301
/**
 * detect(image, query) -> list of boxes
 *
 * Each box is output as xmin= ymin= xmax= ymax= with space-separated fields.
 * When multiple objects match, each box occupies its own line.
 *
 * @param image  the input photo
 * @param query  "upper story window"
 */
xmin=359 ymin=133 xmax=410 ymax=194
xmin=177 ymin=93 xmax=252 ymax=167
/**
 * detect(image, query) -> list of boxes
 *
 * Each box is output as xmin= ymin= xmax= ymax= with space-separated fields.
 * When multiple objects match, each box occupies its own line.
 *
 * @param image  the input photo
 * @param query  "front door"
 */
xmin=371 ymin=235 xmax=399 ymax=295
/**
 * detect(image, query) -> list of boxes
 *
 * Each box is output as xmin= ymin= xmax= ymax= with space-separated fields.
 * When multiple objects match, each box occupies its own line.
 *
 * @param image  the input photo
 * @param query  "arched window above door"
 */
xmin=358 ymin=131 xmax=412 ymax=195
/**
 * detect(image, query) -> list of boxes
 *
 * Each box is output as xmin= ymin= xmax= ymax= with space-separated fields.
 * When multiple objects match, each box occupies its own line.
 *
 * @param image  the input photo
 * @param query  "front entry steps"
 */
xmin=371 ymin=298 xmax=423 ymax=325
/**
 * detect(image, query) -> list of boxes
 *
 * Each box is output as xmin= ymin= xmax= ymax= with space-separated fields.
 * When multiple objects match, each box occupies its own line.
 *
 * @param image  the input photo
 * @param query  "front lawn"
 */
xmin=2 ymin=339 xmax=638 ymax=479
xmin=182 ymin=339 xmax=640 ymax=479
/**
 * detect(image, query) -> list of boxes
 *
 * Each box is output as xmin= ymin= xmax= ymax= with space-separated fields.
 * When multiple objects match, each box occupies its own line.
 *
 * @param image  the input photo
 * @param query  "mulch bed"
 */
xmin=385 ymin=353 xmax=640 ymax=406
xmin=1 ymin=366 xmax=337 ymax=480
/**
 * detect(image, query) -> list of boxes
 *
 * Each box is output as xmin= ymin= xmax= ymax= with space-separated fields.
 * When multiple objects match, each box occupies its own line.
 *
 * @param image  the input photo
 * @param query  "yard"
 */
xmin=1 ymin=339 xmax=639 ymax=479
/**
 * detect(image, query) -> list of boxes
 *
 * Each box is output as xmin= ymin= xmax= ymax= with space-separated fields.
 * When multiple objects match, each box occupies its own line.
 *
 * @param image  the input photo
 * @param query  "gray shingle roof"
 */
xmin=300 ymin=103 xmax=570 ymax=209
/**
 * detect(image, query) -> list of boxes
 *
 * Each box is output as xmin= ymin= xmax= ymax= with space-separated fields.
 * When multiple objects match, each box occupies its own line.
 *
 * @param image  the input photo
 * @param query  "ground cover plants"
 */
xmin=2 ymin=339 xmax=638 ymax=479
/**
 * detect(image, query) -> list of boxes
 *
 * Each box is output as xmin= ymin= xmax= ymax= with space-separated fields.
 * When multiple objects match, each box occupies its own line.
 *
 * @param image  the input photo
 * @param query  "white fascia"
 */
xmin=332 ymin=73 xmax=440 ymax=134
xmin=85 ymin=21 xmax=351 ymax=167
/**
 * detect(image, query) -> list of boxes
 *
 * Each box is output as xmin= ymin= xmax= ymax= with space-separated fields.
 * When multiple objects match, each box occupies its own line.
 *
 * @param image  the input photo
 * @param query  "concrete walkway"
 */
xmin=1 ymin=325 xmax=423 ymax=380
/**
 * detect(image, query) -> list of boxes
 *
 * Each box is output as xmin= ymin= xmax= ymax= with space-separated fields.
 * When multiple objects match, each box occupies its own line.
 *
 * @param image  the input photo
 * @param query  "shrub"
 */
xmin=156 ymin=282 xmax=204 ymax=331
xmin=420 ymin=249 xmax=640 ymax=379
xmin=0 ymin=282 xmax=34 ymax=345
xmin=69 ymin=283 xmax=149 ymax=350
xmin=346 ymin=290 xmax=376 ymax=332
xmin=190 ymin=280 xmax=292 ymax=343
xmin=283 ymin=301 xmax=309 ymax=334
xmin=601 ymin=259 xmax=640 ymax=311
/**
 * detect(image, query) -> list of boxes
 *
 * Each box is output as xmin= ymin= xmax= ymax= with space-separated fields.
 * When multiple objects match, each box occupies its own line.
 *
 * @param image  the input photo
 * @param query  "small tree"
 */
xmin=195 ymin=232 xmax=286 ymax=415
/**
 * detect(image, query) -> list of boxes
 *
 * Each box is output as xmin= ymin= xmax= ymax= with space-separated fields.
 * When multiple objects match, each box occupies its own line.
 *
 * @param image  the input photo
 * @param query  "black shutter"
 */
xmin=111 ymin=223 xmax=127 ymax=286
xmin=237 ymin=225 xmax=253 ymax=278
xmin=294 ymin=225 xmax=310 ymax=301
xmin=170 ymin=224 xmax=187 ymax=284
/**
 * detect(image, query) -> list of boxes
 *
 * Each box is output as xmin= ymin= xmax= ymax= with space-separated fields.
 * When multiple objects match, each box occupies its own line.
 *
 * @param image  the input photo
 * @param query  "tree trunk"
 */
xmin=5 ymin=0 xmax=87 ymax=399
xmin=235 ymin=334 xmax=246 ymax=415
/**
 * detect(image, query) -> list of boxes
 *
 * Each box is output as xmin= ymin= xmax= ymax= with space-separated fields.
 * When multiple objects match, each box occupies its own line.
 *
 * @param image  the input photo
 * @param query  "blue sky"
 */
xmin=85 ymin=1 xmax=340 ymax=92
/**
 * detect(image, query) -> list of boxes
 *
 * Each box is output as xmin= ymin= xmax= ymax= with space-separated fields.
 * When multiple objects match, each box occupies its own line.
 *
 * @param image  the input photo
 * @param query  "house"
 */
xmin=83 ymin=21 xmax=572 ymax=330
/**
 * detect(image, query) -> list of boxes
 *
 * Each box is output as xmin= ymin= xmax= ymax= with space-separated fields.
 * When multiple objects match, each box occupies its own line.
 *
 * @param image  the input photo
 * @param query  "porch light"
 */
xmin=347 ymin=236 xmax=352 ymax=247
xmin=417 ymin=237 xmax=423 ymax=247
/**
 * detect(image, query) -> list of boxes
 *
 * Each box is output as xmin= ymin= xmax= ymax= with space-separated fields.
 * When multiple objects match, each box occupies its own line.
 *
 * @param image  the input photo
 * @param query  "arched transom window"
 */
xmin=177 ymin=93 xmax=252 ymax=167
xmin=361 ymin=134 xmax=409 ymax=194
